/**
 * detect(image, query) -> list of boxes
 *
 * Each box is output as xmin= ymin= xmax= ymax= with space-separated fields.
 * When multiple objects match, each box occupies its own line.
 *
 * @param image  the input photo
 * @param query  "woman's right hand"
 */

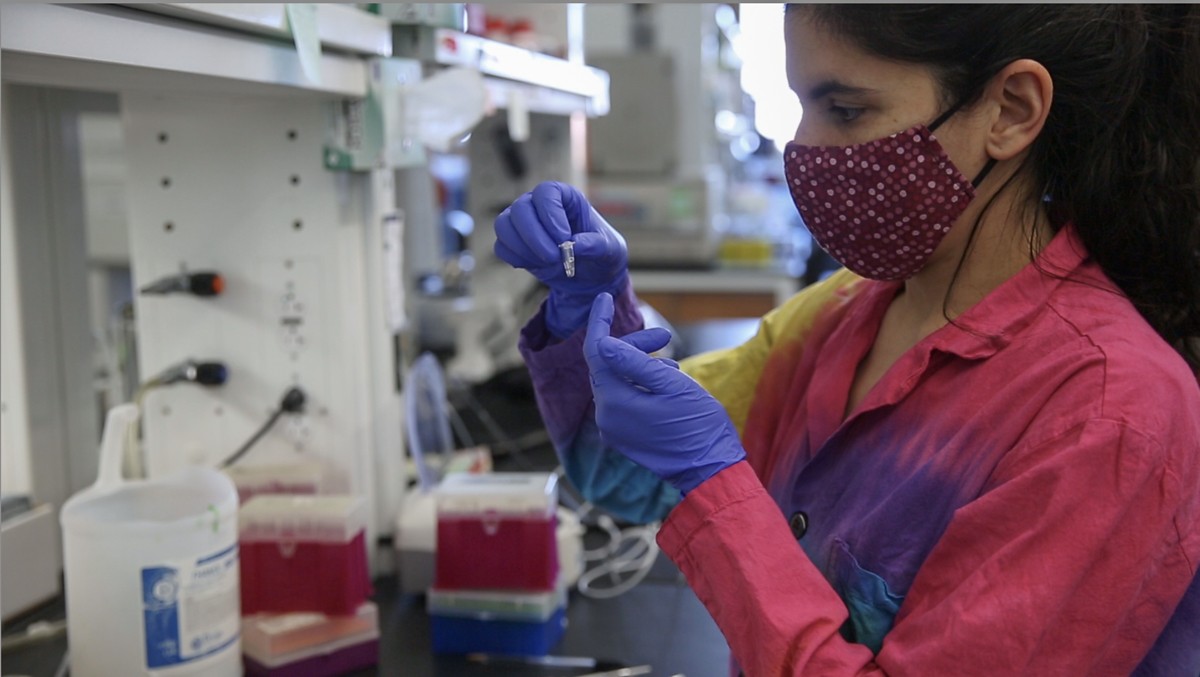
xmin=494 ymin=181 xmax=629 ymax=338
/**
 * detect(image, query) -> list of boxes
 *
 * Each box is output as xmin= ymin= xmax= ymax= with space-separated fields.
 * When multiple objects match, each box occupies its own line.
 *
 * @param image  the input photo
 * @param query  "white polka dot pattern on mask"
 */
xmin=783 ymin=126 xmax=977 ymax=281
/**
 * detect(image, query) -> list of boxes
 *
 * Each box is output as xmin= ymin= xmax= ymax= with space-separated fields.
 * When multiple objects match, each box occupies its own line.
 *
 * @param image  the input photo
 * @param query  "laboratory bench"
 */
xmin=1 ymin=369 xmax=730 ymax=677
xmin=0 ymin=546 xmax=728 ymax=677
xmin=371 ymin=557 xmax=729 ymax=677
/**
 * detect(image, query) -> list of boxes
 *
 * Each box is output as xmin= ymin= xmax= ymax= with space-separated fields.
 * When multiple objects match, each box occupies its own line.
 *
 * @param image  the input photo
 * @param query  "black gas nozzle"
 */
xmin=140 ymin=271 xmax=225 ymax=297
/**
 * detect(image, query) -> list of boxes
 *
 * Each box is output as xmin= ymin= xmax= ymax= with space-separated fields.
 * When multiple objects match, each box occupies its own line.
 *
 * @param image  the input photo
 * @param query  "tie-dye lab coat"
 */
xmin=518 ymin=227 xmax=1200 ymax=676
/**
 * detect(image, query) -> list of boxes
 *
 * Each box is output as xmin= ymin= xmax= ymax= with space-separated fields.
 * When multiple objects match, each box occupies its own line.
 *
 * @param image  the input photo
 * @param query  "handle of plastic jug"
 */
xmin=95 ymin=403 xmax=140 ymax=491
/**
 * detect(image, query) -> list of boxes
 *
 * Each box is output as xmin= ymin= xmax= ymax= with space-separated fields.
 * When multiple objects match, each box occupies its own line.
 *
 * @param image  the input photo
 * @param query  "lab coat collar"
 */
xmin=927 ymin=223 xmax=1103 ymax=360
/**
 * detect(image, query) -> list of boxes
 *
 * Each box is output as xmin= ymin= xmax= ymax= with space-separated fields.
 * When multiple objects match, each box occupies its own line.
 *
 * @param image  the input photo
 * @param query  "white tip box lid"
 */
xmin=223 ymin=461 xmax=325 ymax=492
xmin=434 ymin=472 xmax=558 ymax=517
xmin=239 ymin=495 xmax=368 ymax=543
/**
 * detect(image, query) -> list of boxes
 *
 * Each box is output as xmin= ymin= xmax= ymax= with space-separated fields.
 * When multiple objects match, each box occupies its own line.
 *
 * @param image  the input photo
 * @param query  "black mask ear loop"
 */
xmin=927 ymin=97 xmax=998 ymax=189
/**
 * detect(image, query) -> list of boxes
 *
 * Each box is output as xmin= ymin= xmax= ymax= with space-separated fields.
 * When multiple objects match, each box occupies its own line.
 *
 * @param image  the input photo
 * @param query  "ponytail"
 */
xmin=1059 ymin=6 xmax=1200 ymax=371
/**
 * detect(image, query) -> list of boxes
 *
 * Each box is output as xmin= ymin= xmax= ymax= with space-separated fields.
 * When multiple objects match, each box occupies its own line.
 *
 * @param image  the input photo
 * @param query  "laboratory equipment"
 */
xmin=406 ymin=352 xmax=455 ymax=491
xmin=241 ymin=601 xmax=379 ymax=677
xmin=3 ymin=2 xmax=610 ymax=595
xmin=427 ymin=472 xmax=568 ymax=653
xmin=373 ymin=3 xmax=466 ymax=30
xmin=434 ymin=472 xmax=559 ymax=591
xmin=60 ymin=404 xmax=241 ymax=676
xmin=139 ymin=270 xmax=226 ymax=297
xmin=394 ymin=488 xmax=439 ymax=595
xmin=395 ymin=352 xmax=496 ymax=594
xmin=143 ymin=358 xmax=229 ymax=388
xmin=555 ymin=506 xmax=585 ymax=589
xmin=395 ymin=351 xmax=454 ymax=595
xmin=560 ymin=240 xmax=576 ymax=278
xmin=428 ymin=586 xmax=566 ymax=618
xmin=466 ymin=654 xmax=621 ymax=669
xmin=238 ymin=494 xmax=372 ymax=616
xmin=396 ymin=500 xmax=583 ymax=597
xmin=217 ymin=387 xmax=308 ymax=469
xmin=127 ymin=359 xmax=230 ymax=479
xmin=428 ymin=588 xmax=567 ymax=656
xmin=587 ymin=53 xmax=678 ymax=176
xmin=588 ymin=174 xmax=725 ymax=268
xmin=222 ymin=460 xmax=326 ymax=504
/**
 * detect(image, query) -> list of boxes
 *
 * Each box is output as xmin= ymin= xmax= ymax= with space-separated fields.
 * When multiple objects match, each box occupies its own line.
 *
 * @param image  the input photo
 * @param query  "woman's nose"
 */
xmin=791 ymin=118 xmax=814 ymax=146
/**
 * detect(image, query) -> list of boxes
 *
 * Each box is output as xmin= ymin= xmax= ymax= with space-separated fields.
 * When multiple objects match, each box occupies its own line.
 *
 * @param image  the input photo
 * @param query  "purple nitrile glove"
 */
xmin=583 ymin=293 xmax=747 ymax=495
xmin=494 ymin=181 xmax=629 ymax=339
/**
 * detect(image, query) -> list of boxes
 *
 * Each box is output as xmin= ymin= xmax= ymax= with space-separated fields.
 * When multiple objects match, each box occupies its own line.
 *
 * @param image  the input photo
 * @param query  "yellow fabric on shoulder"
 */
xmin=680 ymin=268 xmax=864 ymax=435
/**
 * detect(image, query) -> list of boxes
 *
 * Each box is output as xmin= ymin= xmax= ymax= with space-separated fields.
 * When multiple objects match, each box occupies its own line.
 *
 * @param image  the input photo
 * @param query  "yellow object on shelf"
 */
xmin=718 ymin=238 xmax=776 ymax=267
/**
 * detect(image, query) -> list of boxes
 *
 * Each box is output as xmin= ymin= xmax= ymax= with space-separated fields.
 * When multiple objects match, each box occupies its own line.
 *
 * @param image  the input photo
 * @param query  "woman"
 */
xmin=493 ymin=5 xmax=1199 ymax=675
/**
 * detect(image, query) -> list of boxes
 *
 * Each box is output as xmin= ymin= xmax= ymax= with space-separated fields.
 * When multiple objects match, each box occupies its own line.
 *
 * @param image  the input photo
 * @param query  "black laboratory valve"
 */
xmin=152 ymin=359 xmax=230 ymax=387
xmin=140 ymin=271 xmax=225 ymax=297
xmin=186 ymin=361 xmax=229 ymax=386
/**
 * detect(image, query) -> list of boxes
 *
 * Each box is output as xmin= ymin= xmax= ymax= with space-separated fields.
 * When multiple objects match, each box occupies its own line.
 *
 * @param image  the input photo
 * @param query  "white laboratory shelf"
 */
xmin=135 ymin=4 xmax=392 ymax=57
xmin=392 ymin=26 xmax=610 ymax=116
xmin=0 ymin=4 xmax=370 ymax=99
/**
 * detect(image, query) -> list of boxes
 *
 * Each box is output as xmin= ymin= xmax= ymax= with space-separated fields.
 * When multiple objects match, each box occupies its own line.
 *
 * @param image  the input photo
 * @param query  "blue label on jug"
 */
xmin=142 ymin=543 xmax=240 ymax=669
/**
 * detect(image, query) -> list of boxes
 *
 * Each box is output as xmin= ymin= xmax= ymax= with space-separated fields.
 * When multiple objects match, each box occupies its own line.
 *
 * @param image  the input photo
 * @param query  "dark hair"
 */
xmin=790 ymin=5 xmax=1200 ymax=371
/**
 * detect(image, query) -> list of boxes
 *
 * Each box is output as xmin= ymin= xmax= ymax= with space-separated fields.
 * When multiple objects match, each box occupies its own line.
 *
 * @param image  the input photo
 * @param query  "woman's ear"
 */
xmin=984 ymin=59 xmax=1053 ymax=161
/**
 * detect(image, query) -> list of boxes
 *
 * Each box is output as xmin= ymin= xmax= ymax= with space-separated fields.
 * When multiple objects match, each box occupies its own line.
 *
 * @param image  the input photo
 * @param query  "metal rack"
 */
xmin=392 ymin=25 xmax=610 ymax=117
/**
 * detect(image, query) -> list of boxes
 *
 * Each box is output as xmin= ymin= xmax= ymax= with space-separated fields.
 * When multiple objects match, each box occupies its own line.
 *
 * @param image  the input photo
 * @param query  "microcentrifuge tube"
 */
xmin=559 ymin=240 xmax=576 ymax=278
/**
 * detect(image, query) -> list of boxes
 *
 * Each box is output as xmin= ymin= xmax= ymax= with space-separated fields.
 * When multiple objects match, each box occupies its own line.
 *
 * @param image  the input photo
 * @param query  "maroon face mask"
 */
xmin=783 ymin=112 xmax=995 ymax=281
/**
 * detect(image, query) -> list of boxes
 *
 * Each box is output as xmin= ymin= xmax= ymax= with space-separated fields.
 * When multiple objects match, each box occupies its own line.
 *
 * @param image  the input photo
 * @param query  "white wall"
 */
xmin=1 ymin=86 xmax=101 ymax=507
xmin=1 ymin=84 xmax=33 ymax=495
xmin=78 ymin=112 xmax=131 ymax=266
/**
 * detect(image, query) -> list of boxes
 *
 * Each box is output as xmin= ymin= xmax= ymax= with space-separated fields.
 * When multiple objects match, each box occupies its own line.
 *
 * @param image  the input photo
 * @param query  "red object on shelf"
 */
xmin=508 ymin=18 xmax=538 ymax=51
xmin=484 ymin=16 xmax=511 ymax=43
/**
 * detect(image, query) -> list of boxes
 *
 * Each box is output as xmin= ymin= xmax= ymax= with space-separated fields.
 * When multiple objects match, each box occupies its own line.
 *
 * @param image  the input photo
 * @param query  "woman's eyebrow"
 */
xmin=808 ymin=80 xmax=876 ymax=100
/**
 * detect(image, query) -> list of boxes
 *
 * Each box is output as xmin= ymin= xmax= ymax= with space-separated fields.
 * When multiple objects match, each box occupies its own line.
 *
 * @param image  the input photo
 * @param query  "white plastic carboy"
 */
xmin=60 ymin=404 xmax=242 ymax=676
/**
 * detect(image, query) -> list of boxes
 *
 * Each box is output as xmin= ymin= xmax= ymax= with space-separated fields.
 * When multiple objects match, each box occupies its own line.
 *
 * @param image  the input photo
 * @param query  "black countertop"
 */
xmin=2 ymin=559 xmax=729 ymax=677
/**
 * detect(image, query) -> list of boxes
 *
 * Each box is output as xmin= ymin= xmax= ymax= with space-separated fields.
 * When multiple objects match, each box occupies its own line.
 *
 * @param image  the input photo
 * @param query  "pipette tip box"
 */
xmin=239 ymin=495 xmax=373 ymax=615
xmin=223 ymin=461 xmax=325 ymax=504
xmin=242 ymin=601 xmax=379 ymax=677
xmin=243 ymin=640 xmax=378 ymax=677
xmin=434 ymin=472 xmax=559 ymax=591
xmin=427 ymin=588 xmax=568 ymax=656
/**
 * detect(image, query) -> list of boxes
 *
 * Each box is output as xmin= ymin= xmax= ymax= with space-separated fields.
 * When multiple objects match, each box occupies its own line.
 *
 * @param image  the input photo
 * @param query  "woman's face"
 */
xmin=783 ymin=10 xmax=1022 ymax=286
xmin=785 ymin=11 xmax=986 ymax=167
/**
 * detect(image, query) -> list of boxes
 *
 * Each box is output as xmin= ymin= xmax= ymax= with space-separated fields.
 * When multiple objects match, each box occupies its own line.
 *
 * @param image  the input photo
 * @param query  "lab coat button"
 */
xmin=789 ymin=511 xmax=808 ymax=539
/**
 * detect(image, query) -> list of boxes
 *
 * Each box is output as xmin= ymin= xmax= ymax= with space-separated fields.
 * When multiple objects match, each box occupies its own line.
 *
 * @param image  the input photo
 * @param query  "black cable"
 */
xmin=219 ymin=387 xmax=306 ymax=469
xmin=219 ymin=409 xmax=284 ymax=469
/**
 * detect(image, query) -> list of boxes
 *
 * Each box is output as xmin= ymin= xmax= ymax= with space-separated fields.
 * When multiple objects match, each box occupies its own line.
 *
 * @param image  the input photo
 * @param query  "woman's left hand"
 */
xmin=583 ymin=293 xmax=747 ymax=495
